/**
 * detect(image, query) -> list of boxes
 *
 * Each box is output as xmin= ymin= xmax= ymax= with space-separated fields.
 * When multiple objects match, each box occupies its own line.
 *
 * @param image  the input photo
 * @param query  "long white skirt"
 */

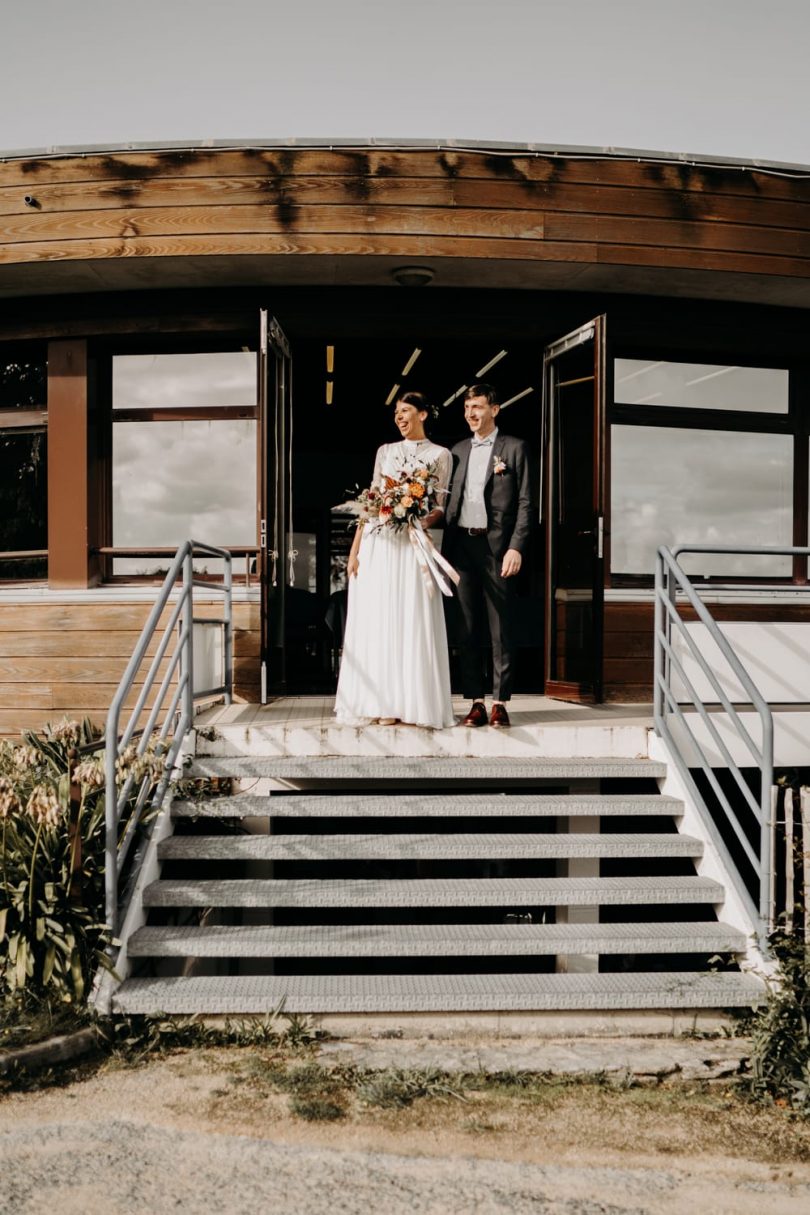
xmin=335 ymin=525 xmax=455 ymax=729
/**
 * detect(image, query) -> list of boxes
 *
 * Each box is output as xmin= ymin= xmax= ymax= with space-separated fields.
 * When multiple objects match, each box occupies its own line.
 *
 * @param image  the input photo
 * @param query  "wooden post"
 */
xmin=47 ymin=340 xmax=92 ymax=588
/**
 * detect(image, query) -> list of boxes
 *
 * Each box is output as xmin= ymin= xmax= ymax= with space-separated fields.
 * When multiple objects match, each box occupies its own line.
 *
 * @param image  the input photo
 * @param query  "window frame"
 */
xmin=608 ymin=344 xmax=808 ymax=588
xmin=0 ymin=342 xmax=49 ymax=584
xmin=101 ymin=333 xmax=261 ymax=585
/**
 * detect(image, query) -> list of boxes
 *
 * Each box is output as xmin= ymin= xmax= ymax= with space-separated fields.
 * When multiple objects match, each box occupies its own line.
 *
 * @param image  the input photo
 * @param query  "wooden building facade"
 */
xmin=1 ymin=139 xmax=810 ymax=731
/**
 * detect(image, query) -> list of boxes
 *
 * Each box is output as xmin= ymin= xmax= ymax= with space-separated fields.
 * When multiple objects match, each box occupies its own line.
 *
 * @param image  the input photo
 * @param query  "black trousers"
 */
xmin=451 ymin=530 xmax=516 ymax=702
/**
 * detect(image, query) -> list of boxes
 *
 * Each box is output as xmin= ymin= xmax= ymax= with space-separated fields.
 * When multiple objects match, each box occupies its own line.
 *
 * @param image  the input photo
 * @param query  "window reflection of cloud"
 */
xmin=113 ymin=420 xmax=256 ymax=547
xmin=113 ymin=352 xmax=256 ymax=409
xmin=612 ymin=426 xmax=792 ymax=577
xmin=614 ymin=360 xmax=788 ymax=413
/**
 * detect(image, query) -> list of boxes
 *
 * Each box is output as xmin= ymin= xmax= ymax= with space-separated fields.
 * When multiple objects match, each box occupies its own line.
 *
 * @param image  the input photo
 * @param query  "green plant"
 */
xmin=356 ymin=1067 xmax=468 ymax=1109
xmin=101 ymin=1009 xmax=318 ymax=1063
xmin=0 ymin=718 xmax=165 ymax=1004
xmin=741 ymin=931 xmax=810 ymax=1115
xmin=289 ymin=1095 xmax=345 ymax=1121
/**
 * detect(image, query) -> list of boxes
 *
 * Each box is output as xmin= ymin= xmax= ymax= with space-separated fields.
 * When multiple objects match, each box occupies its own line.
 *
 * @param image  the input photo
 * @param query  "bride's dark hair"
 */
xmin=397 ymin=390 xmax=437 ymax=421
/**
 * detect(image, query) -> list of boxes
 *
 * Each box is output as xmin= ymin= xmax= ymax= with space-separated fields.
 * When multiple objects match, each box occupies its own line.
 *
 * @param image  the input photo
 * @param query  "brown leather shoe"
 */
xmin=490 ymin=703 xmax=511 ymax=728
xmin=461 ymin=701 xmax=488 ymax=728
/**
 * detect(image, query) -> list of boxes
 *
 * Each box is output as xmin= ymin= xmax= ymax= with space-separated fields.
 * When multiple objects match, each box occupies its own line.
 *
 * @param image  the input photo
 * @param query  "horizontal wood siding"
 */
xmin=0 ymin=148 xmax=808 ymax=283
xmin=0 ymin=601 xmax=259 ymax=738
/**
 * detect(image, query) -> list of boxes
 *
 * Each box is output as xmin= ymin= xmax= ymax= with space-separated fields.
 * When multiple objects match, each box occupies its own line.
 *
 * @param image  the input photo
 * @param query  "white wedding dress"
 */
xmin=334 ymin=438 xmax=455 ymax=729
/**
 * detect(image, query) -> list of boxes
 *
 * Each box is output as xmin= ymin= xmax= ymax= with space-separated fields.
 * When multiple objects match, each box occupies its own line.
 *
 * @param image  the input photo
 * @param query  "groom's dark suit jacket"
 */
xmin=444 ymin=432 xmax=533 ymax=560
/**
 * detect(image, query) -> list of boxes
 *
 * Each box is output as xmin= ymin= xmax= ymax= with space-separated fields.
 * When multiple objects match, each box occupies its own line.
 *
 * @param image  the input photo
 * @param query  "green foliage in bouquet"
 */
xmin=0 ymin=718 xmax=164 ymax=1005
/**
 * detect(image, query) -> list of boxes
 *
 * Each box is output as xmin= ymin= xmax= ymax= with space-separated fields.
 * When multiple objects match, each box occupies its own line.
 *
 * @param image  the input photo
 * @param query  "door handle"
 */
xmin=577 ymin=517 xmax=604 ymax=558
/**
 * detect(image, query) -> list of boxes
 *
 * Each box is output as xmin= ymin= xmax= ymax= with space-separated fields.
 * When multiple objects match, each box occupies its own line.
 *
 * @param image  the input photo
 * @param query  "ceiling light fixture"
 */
xmin=442 ymin=384 xmax=468 ymax=408
xmin=401 ymin=348 xmax=422 ymax=376
xmin=385 ymin=382 xmax=401 ymax=406
xmin=500 ymin=387 xmax=534 ymax=409
xmin=326 ymin=380 xmax=334 ymax=405
xmin=475 ymin=349 xmax=508 ymax=377
xmin=326 ymin=345 xmax=335 ymax=374
xmin=391 ymin=266 xmax=434 ymax=287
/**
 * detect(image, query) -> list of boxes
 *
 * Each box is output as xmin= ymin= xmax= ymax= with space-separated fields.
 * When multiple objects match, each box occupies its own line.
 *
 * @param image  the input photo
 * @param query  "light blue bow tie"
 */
xmin=472 ymin=435 xmax=495 ymax=447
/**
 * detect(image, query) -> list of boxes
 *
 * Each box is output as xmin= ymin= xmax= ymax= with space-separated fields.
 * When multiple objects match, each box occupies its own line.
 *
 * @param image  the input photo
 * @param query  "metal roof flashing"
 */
xmin=1 ymin=137 xmax=809 ymax=177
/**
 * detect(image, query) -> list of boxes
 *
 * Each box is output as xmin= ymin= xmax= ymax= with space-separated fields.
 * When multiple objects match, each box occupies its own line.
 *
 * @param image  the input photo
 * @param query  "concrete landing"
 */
xmin=194 ymin=695 xmax=654 ymax=759
xmin=316 ymin=1033 xmax=753 ymax=1081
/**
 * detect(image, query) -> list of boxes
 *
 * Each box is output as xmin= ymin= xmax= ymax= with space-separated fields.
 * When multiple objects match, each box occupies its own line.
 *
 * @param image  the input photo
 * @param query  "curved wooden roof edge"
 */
xmin=0 ymin=141 xmax=808 ymax=307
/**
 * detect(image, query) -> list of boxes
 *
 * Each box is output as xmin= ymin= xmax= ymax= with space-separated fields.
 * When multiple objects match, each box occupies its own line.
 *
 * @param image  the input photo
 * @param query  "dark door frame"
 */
xmin=258 ymin=309 xmax=292 ymax=700
xmin=542 ymin=315 xmax=607 ymax=702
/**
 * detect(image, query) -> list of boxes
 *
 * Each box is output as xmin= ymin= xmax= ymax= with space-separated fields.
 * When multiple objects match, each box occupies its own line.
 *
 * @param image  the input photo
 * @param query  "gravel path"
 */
xmin=0 ymin=1118 xmax=807 ymax=1215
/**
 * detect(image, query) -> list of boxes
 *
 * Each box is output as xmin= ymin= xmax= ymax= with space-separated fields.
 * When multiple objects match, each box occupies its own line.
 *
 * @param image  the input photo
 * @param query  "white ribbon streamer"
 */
xmin=408 ymin=521 xmax=460 ymax=598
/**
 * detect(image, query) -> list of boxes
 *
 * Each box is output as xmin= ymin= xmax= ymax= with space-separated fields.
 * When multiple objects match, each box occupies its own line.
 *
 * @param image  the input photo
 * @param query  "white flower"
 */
xmin=393 ymin=504 xmax=406 ymax=518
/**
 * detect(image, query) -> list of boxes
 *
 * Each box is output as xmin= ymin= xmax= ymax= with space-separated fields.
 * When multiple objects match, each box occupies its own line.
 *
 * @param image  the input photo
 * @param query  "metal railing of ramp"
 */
xmin=654 ymin=544 xmax=810 ymax=949
xmin=104 ymin=540 xmax=233 ymax=936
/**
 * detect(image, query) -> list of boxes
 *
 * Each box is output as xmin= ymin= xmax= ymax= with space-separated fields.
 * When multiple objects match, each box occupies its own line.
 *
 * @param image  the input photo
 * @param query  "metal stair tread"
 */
xmin=128 ymin=921 xmax=747 ymax=958
xmin=143 ymin=874 xmax=724 ymax=908
xmin=112 ymin=971 xmax=766 ymax=1014
xmin=158 ymin=832 xmax=703 ymax=861
xmin=188 ymin=756 xmax=665 ymax=781
xmin=172 ymin=793 xmax=683 ymax=819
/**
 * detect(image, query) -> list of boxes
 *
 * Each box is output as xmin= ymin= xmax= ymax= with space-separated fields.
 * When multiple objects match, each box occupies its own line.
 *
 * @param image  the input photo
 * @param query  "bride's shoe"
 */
xmin=377 ymin=717 xmax=399 ymax=726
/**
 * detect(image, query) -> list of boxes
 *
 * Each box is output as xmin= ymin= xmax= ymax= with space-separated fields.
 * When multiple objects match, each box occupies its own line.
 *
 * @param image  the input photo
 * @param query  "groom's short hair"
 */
xmin=464 ymin=383 xmax=499 ymax=406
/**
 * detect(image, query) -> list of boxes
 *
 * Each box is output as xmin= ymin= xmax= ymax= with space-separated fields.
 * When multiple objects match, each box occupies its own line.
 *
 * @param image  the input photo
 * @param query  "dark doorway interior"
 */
xmin=282 ymin=333 xmax=545 ymax=692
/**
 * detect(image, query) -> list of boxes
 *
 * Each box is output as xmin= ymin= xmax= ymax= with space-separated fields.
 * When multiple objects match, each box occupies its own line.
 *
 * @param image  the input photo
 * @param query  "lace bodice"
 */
xmin=371 ymin=440 xmax=452 ymax=509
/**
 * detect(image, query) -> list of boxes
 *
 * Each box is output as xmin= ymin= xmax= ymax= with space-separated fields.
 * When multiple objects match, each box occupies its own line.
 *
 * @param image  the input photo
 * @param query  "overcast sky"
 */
xmin=2 ymin=0 xmax=809 ymax=164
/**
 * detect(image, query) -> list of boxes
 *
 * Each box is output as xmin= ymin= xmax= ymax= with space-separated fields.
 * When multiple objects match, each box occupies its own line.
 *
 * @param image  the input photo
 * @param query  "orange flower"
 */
xmin=401 ymin=495 xmax=413 ymax=508
xmin=408 ymin=482 xmax=426 ymax=499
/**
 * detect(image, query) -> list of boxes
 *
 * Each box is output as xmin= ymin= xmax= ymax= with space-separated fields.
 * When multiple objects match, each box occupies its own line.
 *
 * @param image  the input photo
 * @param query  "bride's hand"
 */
xmin=347 ymin=553 xmax=360 ymax=578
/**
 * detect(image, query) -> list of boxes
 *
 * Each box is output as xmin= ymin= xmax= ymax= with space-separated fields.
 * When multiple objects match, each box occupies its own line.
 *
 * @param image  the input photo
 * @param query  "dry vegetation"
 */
xmin=3 ymin=1039 xmax=810 ymax=1173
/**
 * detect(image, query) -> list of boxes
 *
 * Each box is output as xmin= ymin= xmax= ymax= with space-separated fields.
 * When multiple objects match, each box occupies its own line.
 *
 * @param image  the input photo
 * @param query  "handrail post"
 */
xmin=223 ymin=550 xmax=233 ymax=706
xmin=104 ymin=704 xmax=120 ymax=938
xmin=653 ymin=550 xmax=664 ymax=729
xmin=760 ymin=716 xmax=774 ymax=947
xmin=181 ymin=546 xmax=195 ymax=726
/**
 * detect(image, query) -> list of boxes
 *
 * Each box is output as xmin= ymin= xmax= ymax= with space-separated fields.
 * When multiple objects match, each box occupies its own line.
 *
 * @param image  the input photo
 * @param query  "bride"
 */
xmin=334 ymin=391 xmax=455 ymax=729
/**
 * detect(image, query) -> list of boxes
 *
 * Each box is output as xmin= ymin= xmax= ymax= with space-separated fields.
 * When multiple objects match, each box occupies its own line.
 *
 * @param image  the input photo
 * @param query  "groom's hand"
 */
xmin=501 ymin=549 xmax=522 ymax=577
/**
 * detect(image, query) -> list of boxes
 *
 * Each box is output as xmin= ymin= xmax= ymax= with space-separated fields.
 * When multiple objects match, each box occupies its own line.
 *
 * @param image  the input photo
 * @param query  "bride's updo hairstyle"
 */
xmin=397 ymin=390 xmax=436 ymax=423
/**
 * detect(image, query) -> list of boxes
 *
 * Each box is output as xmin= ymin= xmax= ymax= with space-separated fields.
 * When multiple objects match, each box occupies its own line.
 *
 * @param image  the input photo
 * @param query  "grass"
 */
xmin=217 ymin=1053 xmax=810 ymax=1160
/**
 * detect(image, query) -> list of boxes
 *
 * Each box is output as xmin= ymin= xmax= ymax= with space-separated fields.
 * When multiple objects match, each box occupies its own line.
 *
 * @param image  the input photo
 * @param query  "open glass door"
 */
xmin=543 ymin=316 xmax=607 ymax=702
xmin=258 ymin=310 xmax=292 ymax=700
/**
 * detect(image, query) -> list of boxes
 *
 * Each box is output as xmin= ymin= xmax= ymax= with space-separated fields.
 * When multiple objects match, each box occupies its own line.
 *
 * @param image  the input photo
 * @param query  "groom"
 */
xmin=444 ymin=383 xmax=532 ymax=728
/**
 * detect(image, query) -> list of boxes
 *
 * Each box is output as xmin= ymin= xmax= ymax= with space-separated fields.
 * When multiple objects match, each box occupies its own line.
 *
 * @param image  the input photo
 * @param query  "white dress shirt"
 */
xmin=459 ymin=428 xmax=498 ymax=529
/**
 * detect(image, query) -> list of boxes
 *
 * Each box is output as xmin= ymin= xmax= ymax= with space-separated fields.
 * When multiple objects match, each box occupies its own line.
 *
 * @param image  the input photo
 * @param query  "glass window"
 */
xmin=113 ymin=352 xmax=257 ymax=409
xmin=611 ymin=425 xmax=793 ymax=578
xmin=614 ymin=360 xmax=788 ymax=413
xmin=0 ymin=431 xmax=47 ymax=579
xmin=112 ymin=419 xmax=256 ymax=575
xmin=0 ymin=346 xmax=47 ymax=580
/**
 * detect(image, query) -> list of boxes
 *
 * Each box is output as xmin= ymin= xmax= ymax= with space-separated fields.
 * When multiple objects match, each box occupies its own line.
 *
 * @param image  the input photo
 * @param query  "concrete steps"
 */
xmin=188 ymin=756 xmax=666 ymax=782
xmin=173 ymin=793 xmax=684 ymax=819
xmin=112 ymin=743 xmax=765 ymax=1016
xmin=128 ymin=921 xmax=747 ymax=959
xmin=112 ymin=971 xmax=766 ymax=1015
xmin=143 ymin=874 xmax=724 ymax=909
xmin=157 ymin=832 xmax=703 ymax=862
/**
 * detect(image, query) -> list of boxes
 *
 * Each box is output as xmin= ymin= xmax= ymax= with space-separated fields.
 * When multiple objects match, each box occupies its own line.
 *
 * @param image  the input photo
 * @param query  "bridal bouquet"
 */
xmin=336 ymin=458 xmax=459 ymax=597
xmin=339 ymin=459 xmax=442 ymax=533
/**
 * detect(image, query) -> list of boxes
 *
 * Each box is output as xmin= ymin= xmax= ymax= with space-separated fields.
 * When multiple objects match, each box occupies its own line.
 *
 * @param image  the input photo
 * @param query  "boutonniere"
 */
xmin=493 ymin=456 xmax=507 ymax=475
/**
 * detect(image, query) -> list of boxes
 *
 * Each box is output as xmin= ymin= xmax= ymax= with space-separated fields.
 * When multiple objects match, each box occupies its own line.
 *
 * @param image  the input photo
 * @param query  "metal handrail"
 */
xmin=104 ymin=540 xmax=233 ymax=936
xmin=654 ymin=543 xmax=810 ymax=948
